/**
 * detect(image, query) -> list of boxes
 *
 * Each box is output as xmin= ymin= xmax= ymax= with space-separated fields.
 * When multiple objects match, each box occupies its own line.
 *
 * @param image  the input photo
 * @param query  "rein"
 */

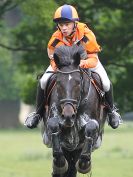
xmin=81 ymin=69 xmax=104 ymax=98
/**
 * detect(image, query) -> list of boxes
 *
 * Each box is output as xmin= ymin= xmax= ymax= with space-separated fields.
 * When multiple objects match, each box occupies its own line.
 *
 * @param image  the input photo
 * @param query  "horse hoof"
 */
xmin=76 ymin=159 xmax=91 ymax=174
xmin=53 ymin=158 xmax=68 ymax=174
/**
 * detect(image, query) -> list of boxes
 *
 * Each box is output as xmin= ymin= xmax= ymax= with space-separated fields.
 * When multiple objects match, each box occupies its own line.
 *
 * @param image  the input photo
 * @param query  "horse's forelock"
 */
xmin=54 ymin=45 xmax=81 ymax=68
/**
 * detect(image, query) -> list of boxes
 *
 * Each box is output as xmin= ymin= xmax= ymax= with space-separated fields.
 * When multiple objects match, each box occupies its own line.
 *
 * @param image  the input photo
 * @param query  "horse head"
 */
xmin=54 ymin=45 xmax=84 ymax=127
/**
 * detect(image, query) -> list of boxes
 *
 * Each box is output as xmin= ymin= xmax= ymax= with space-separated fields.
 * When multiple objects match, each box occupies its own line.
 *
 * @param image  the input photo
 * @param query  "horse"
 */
xmin=42 ymin=45 xmax=107 ymax=177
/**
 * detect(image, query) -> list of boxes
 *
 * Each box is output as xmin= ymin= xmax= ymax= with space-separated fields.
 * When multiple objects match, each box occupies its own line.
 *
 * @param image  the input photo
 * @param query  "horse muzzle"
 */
xmin=61 ymin=118 xmax=75 ymax=128
xmin=60 ymin=103 xmax=76 ymax=127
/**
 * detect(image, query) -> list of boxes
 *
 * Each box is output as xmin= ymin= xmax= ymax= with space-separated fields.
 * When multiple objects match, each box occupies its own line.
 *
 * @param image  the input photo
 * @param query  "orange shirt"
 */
xmin=47 ymin=22 xmax=101 ymax=70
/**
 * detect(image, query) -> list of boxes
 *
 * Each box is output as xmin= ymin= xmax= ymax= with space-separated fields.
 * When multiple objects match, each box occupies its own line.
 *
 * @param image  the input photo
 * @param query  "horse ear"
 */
xmin=73 ymin=52 xmax=81 ymax=66
xmin=54 ymin=53 xmax=61 ymax=69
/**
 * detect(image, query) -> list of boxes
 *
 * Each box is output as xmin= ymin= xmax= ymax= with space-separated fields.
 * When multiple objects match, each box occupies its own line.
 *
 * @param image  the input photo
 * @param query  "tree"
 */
xmin=0 ymin=0 xmax=57 ymax=104
xmin=0 ymin=41 xmax=19 ymax=100
xmin=54 ymin=0 xmax=133 ymax=113
xmin=0 ymin=0 xmax=132 ymax=112
xmin=0 ymin=0 xmax=22 ymax=101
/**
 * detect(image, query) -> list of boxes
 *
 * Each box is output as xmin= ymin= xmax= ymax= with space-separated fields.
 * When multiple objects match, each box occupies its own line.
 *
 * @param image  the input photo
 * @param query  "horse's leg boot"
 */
xmin=76 ymin=136 xmax=93 ymax=174
xmin=52 ymin=132 xmax=68 ymax=174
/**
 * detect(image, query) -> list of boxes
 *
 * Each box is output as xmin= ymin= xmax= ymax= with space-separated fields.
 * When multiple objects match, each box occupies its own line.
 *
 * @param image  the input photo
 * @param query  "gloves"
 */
xmin=79 ymin=57 xmax=98 ymax=68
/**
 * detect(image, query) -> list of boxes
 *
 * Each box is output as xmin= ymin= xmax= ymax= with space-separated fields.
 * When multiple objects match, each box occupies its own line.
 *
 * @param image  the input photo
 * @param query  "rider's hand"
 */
xmin=80 ymin=57 xmax=98 ymax=68
xmin=79 ymin=60 xmax=87 ymax=68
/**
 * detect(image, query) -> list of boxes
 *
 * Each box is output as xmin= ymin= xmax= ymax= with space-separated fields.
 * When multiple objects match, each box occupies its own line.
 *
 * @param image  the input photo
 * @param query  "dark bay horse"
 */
xmin=42 ymin=45 xmax=107 ymax=177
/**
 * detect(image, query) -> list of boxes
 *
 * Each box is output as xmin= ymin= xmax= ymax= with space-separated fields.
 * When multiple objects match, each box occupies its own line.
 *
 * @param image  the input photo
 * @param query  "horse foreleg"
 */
xmin=52 ymin=132 xmax=68 ymax=175
xmin=47 ymin=117 xmax=68 ymax=175
xmin=76 ymin=136 xmax=93 ymax=174
xmin=76 ymin=119 xmax=99 ymax=174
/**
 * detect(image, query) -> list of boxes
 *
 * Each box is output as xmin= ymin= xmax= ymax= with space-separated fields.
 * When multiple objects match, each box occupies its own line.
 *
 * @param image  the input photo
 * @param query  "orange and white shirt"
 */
xmin=47 ymin=22 xmax=101 ymax=70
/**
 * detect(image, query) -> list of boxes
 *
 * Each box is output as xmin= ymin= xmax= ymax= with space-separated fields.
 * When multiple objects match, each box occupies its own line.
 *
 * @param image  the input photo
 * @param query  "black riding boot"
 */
xmin=105 ymin=83 xmax=122 ymax=129
xmin=24 ymin=83 xmax=45 ymax=129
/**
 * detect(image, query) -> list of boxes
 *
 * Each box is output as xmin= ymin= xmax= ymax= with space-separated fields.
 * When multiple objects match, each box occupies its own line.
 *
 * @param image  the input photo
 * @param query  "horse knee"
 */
xmin=85 ymin=119 xmax=99 ymax=138
xmin=47 ymin=117 xmax=59 ymax=133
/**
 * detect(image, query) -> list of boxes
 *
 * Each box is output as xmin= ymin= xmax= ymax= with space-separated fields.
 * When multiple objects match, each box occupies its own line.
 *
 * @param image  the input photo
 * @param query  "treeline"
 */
xmin=0 ymin=0 xmax=133 ymax=113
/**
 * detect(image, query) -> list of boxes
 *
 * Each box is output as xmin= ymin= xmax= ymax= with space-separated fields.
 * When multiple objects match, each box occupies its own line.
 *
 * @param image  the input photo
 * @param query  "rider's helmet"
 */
xmin=53 ymin=4 xmax=79 ymax=23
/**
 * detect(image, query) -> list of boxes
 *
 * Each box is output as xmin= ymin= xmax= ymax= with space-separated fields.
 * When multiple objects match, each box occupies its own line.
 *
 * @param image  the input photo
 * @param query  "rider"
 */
xmin=25 ymin=4 xmax=121 ymax=129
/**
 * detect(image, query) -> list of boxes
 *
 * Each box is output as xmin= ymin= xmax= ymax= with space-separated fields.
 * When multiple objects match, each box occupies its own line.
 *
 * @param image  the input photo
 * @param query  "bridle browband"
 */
xmin=57 ymin=69 xmax=80 ymax=74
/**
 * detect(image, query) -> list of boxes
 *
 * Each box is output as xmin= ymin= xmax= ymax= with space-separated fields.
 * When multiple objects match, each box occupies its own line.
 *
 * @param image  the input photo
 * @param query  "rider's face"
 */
xmin=58 ymin=22 xmax=75 ymax=37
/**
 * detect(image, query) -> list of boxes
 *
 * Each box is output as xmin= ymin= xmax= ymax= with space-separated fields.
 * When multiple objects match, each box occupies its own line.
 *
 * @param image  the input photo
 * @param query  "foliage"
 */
xmin=19 ymin=74 xmax=37 ymax=105
xmin=11 ymin=0 xmax=57 ymax=104
xmin=0 ymin=0 xmax=20 ymax=17
xmin=0 ymin=0 xmax=24 ymax=101
xmin=0 ymin=0 xmax=133 ymax=111
xmin=92 ymin=0 xmax=133 ymax=112
xmin=54 ymin=0 xmax=133 ymax=112
xmin=12 ymin=0 xmax=57 ymax=73
xmin=0 ymin=28 xmax=19 ymax=100
xmin=0 ymin=0 xmax=57 ymax=104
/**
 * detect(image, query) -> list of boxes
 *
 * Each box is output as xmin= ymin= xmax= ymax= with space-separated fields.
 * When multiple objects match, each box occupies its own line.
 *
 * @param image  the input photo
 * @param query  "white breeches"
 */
xmin=40 ymin=61 xmax=110 ymax=92
xmin=90 ymin=60 xmax=110 ymax=92
xmin=40 ymin=65 xmax=54 ymax=90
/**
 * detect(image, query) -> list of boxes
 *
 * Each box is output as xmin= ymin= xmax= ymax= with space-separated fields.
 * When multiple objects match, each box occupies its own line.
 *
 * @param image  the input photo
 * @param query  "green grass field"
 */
xmin=0 ymin=121 xmax=133 ymax=177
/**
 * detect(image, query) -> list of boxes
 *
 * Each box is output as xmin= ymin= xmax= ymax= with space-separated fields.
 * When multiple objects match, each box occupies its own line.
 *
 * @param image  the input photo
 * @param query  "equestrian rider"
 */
xmin=25 ymin=4 xmax=121 ymax=129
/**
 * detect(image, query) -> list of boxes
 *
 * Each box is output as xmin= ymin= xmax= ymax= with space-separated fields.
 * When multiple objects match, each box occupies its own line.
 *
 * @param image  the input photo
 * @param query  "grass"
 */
xmin=0 ymin=121 xmax=133 ymax=177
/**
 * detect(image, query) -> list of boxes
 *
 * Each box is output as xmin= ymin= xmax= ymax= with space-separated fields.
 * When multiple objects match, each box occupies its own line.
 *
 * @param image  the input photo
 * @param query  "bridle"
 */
xmin=57 ymin=69 xmax=80 ymax=74
xmin=56 ymin=68 xmax=83 ymax=113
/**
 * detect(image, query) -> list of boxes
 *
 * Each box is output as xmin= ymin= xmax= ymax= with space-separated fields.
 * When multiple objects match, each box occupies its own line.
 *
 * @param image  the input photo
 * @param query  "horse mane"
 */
xmin=54 ymin=45 xmax=84 ymax=69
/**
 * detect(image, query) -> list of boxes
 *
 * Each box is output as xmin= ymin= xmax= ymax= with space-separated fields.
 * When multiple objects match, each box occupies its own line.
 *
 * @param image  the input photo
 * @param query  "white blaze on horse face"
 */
xmin=69 ymin=74 xmax=72 ymax=81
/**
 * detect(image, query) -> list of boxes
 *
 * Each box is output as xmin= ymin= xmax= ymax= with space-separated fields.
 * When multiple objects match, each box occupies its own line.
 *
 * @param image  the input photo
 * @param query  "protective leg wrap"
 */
xmin=52 ymin=132 xmax=68 ymax=174
xmin=76 ymin=136 xmax=93 ymax=174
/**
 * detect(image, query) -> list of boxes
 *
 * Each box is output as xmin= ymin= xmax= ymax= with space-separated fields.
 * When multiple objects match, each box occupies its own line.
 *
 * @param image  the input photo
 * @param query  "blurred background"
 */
xmin=0 ymin=0 xmax=133 ymax=177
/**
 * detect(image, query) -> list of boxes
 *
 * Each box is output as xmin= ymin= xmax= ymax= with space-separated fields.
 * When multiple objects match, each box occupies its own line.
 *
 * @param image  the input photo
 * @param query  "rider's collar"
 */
xmin=63 ymin=32 xmax=77 ymax=45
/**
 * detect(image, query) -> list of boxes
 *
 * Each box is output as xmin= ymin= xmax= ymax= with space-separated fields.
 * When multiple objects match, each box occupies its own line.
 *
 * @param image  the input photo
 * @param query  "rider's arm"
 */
xmin=80 ymin=53 xmax=98 ymax=68
xmin=47 ymin=37 xmax=57 ymax=71
xmin=80 ymin=27 xmax=101 ymax=68
xmin=47 ymin=47 xmax=57 ymax=70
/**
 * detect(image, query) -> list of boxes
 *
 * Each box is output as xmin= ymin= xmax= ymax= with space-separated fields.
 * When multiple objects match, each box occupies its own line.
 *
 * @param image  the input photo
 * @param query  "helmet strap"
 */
xmin=68 ymin=22 xmax=77 ymax=37
xmin=57 ymin=24 xmax=61 ymax=31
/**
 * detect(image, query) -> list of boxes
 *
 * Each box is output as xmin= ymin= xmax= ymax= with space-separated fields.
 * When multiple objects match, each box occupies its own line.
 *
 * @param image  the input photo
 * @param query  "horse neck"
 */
xmin=81 ymin=71 xmax=101 ymax=117
xmin=82 ymin=72 xmax=91 ymax=94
